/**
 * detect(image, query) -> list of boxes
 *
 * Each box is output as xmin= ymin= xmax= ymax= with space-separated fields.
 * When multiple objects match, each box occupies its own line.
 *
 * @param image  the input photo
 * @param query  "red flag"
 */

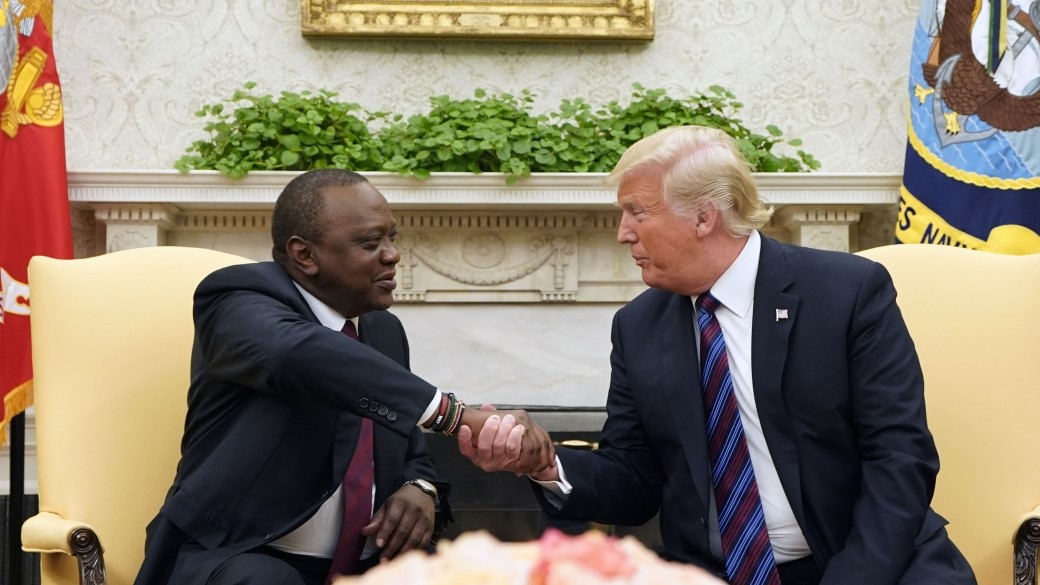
xmin=0 ymin=1 xmax=72 ymax=441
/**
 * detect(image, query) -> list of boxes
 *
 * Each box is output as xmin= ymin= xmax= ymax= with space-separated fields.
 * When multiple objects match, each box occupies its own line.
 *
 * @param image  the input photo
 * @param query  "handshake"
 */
xmin=456 ymin=404 xmax=560 ymax=481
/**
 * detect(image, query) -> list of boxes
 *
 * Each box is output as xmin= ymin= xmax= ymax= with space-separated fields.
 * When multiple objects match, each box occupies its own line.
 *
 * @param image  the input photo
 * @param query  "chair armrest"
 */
xmin=21 ymin=511 xmax=107 ymax=585
xmin=1014 ymin=505 xmax=1040 ymax=585
xmin=21 ymin=511 xmax=96 ymax=554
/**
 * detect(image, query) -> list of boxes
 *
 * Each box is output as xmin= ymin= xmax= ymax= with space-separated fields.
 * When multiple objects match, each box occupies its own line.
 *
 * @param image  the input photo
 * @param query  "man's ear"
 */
xmin=693 ymin=205 xmax=719 ymax=237
xmin=286 ymin=236 xmax=319 ymax=277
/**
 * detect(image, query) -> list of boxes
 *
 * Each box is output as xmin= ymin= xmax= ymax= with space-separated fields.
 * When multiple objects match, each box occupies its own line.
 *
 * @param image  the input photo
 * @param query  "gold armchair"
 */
xmin=858 ymin=244 xmax=1040 ymax=584
xmin=21 ymin=246 xmax=252 ymax=585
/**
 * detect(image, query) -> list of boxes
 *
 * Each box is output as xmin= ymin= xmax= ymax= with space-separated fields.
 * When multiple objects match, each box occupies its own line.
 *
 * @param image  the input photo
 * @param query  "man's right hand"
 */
xmin=458 ymin=404 xmax=557 ymax=477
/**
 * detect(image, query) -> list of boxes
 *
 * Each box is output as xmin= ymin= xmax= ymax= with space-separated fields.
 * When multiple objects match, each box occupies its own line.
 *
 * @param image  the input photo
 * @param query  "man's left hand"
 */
xmin=362 ymin=482 xmax=436 ymax=562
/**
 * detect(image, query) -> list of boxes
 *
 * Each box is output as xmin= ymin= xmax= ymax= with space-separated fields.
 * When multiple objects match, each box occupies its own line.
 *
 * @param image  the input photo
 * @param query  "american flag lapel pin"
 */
xmin=776 ymin=308 xmax=789 ymax=322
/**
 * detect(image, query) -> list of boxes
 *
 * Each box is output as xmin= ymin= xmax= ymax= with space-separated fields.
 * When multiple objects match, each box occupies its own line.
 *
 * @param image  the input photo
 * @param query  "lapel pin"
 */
xmin=776 ymin=309 xmax=789 ymax=321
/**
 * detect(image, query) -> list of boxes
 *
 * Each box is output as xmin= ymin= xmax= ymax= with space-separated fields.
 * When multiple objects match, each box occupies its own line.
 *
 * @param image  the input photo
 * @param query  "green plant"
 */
xmin=375 ymin=89 xmax=559 ymax=183
xmin=175 ymin=83 xmax=820 ymax=182
xmin=174 ymin=82 xmax=382 ymax=178
xmin=544 ymin=84 xmax=819 ymax=173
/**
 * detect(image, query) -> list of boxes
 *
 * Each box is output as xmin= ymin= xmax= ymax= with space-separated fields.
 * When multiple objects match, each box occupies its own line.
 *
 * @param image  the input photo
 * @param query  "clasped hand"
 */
xmin=457 ymin=404 xmax=558 ymax=479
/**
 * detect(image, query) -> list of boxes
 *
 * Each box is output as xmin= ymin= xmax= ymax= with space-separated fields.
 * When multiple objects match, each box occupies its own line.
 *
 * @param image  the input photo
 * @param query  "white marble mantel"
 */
xmin=71 ymin=170 xmax=899 ymax=252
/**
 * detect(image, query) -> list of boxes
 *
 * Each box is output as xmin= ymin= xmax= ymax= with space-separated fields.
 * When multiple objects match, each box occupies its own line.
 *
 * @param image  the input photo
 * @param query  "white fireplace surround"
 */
xmin=4 ymin=171 xmax=901 ymax=493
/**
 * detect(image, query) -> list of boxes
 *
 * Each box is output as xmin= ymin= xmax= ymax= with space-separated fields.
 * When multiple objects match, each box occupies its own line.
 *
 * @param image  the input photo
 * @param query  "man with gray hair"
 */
xmin=460 ymin=126 xmax=975 ymax=585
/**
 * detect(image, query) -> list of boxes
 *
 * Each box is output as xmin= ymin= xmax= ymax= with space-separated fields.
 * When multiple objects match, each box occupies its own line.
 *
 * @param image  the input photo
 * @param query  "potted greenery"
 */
xmin=175 ymin=82 xmax=819 ymax=184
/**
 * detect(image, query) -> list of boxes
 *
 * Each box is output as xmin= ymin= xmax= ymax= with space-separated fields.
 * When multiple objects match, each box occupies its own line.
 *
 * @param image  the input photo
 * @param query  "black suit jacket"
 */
xmin=135 ymin=262 xmax=442 ymax=584
xmin=537 ymin=235 xmax=971 ymax=584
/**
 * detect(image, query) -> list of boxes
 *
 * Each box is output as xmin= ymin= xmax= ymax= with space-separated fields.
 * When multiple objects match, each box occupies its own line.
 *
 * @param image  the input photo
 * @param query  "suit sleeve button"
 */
xmin=387 ymin=411 xmax=397 ymax=421
xmin=378 ymin=406 xmax=389 ymax=416
xmin=359 ymin=398 xmax=369 ymax=408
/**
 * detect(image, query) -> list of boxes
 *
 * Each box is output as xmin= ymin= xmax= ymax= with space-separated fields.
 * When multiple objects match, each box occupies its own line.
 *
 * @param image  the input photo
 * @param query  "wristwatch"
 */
xmin=403 ymin=478 xmax=439 ymax=504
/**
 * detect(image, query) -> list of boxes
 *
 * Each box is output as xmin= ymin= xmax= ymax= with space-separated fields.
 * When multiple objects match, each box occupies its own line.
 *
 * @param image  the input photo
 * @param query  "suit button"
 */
xmin=387 ymin=411 xmax=397 ymax=421
xmin=378 ymin=406 xmax=389 ymax=416
xmin=369 ymin=402 xmax=379 ymax=412
xmin=359 ymin=398 xmax=369 ymax=408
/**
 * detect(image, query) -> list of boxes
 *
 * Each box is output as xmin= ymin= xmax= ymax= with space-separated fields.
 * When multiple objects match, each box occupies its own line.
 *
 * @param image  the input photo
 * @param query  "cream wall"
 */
xmin=53 ymin=0 xmax=918 ymax=173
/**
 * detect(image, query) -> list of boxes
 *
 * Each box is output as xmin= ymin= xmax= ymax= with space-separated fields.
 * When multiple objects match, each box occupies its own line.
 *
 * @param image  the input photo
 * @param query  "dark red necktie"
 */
xmin=327 ymin=320 xmax=374 ymax=581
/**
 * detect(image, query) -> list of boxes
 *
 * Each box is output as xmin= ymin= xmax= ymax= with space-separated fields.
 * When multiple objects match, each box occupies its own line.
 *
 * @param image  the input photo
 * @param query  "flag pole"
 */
xmin=8 ymin=412 xmax=25 ymax=585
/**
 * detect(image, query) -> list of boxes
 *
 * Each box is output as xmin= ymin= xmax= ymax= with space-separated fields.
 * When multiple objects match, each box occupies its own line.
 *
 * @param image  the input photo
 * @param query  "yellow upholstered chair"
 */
xmin=857 ymin=244 xmax=1040 ymax=584
xmin=21 ymin=246 xmax=252 ymax=585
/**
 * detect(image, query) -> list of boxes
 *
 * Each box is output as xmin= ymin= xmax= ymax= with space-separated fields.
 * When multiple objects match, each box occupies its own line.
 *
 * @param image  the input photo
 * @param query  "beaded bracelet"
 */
xmin=441 ymin=397 xmax=466 ymax=436
xmin=428 ymin=392 xmax=466 ymax=435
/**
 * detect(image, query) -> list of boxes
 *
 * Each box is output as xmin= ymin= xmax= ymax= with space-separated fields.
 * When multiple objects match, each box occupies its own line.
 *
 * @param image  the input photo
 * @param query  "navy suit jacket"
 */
xmin=537 ymin=235 xmax=970 ymax=584
xmin=135 ymin=262 xmax=442 ymax=584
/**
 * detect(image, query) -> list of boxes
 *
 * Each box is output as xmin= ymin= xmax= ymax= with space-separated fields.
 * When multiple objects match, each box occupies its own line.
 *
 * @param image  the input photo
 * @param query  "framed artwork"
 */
xmin=301 ymin=0 xmax=654 ymax=41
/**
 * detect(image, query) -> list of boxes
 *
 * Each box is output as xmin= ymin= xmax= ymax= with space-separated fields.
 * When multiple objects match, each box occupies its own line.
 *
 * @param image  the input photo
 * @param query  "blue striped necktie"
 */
xmin=697 ymin=293 xmax=781 ymax=585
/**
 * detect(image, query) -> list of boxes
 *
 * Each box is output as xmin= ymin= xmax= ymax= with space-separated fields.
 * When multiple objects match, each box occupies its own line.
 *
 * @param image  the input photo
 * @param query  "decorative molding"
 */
xmin=777 ymin=205 xmax=865 ymax=253
xmin=67 ymin=171 xmax=901 ymax=210
xmin=300 ymin=0 xmax=655 ymax=41
xmin=93 ymin=204 xmax=178 ymax=253
xmin=776 ymin=206 xmax=863 ymax=226
xmin=399 ymin=232 xmax=578 ymax=302
xmin=176 ymin=211 xmax=271 ymax=232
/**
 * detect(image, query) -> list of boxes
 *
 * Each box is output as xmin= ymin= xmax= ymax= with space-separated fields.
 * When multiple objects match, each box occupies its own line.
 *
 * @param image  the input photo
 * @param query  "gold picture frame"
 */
xmin=301 ymin=1 xmax=654 ymax=41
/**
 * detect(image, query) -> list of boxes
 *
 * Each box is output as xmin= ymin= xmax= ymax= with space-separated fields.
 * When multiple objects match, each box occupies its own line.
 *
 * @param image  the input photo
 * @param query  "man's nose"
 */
xmin=617 ymin=217 xmax=636 ymax=244
xmin=384 ymin=243 xmax=401 ymax=264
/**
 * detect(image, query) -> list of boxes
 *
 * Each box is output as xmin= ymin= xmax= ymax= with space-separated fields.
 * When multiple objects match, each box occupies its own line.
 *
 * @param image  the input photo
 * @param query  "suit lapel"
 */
xmin=659 ymin=294 xmax=712 ymax=514
xmin=751 ymin=236 xmax=805 ymax=523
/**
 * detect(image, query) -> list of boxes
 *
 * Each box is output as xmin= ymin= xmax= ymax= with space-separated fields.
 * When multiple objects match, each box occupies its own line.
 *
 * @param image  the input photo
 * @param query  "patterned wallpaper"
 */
xmin=53 ymin=0 xmax=918 ymax=172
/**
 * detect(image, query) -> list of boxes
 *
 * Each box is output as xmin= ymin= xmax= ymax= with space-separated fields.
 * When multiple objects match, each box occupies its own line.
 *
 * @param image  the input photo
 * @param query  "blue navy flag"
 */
xmin=898 ymin=0 xmax=1040 ymax=254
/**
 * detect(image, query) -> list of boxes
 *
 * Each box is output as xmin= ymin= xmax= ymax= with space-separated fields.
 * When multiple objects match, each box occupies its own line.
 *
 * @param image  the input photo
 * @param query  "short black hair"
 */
xmin=271 ymin=169 xmax=369 ymax=264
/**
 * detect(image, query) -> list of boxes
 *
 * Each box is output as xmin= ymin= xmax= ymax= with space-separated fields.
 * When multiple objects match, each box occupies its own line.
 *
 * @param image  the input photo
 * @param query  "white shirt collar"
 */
xmin=704 ymin=230 xmax=761 ymax=318
xmin=291 ymin=281 xmax=359 ymax=333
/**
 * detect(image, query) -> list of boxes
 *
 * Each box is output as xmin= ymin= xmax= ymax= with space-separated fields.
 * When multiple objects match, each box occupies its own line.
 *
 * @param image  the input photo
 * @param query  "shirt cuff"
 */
xmin=419 ymin=390 xmax=442 ymax=428
xmin=530 ymin=455 xmax=572 ymax=507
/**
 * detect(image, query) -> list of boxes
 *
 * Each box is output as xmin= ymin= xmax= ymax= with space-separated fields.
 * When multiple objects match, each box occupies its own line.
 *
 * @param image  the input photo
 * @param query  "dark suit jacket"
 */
xmin=537 ymin=235 xmax=972 ymax=584
xmin=135 ymin=262 xmax=443 ymax=584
